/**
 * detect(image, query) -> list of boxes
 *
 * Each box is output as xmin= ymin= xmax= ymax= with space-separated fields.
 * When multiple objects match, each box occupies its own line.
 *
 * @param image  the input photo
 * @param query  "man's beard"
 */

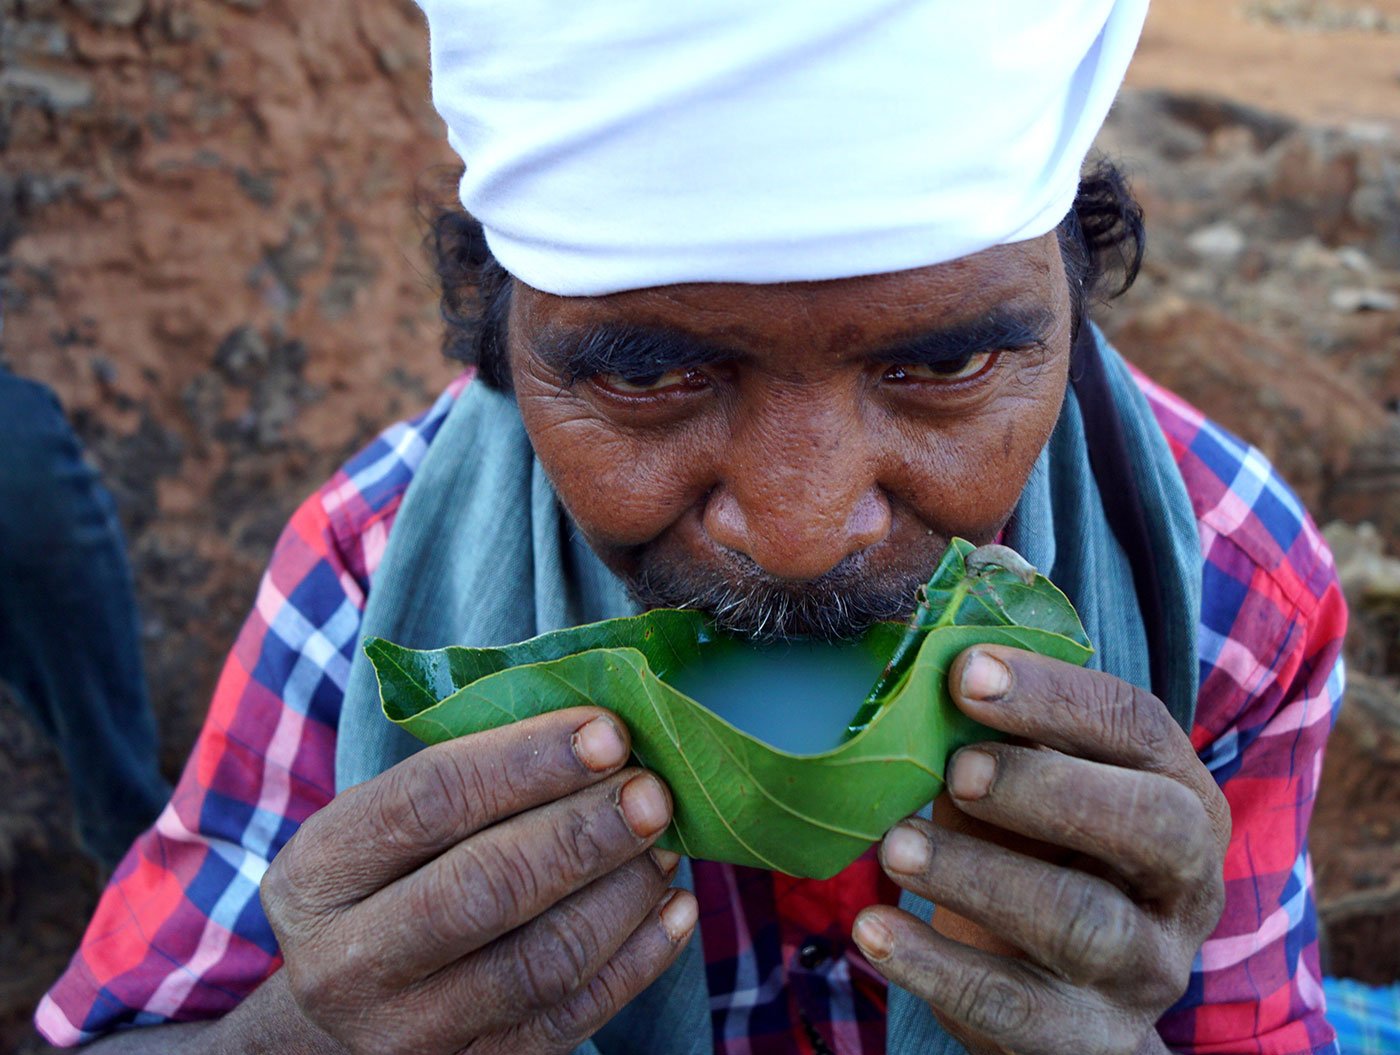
xmin=622 ymin=548 xmax=929 ymax=643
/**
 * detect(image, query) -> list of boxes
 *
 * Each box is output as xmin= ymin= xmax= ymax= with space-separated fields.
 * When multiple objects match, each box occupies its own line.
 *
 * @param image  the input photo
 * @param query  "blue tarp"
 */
xmin=1325 ymin=978 xmax=1400 ymax=1054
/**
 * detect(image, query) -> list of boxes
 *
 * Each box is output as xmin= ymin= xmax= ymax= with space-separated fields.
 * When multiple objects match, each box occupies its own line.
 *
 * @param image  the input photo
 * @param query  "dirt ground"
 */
xmin=2 ymin=1 xmax=1399 ymax=1051
xmin=1128 ymin=0 xmax=1400 ymax=133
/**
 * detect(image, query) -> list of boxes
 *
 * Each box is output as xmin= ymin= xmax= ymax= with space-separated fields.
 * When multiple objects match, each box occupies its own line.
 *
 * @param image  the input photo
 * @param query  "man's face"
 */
xmin=509 ymin=232 xmax=1072 ymax=640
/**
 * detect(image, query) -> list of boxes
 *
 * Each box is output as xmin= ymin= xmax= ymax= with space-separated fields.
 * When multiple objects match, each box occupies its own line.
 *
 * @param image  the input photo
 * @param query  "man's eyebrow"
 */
xmin=534 ymin=323 xmax=735 ymax=384
xmin=535 ymin=305 xmax=1056 ymax=383
xmin=866 ymin=306 xmax=1057 ymax=366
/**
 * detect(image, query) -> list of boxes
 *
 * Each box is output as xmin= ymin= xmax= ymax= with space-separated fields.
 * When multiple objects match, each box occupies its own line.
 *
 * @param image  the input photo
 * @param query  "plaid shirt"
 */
xmin=37 ymin=370 xmax=1344 ymax=1054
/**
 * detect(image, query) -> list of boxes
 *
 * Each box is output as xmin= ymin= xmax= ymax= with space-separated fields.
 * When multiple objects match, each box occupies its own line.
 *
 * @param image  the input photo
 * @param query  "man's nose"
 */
xmin=701 ymin=408 xmax=892 ymax=582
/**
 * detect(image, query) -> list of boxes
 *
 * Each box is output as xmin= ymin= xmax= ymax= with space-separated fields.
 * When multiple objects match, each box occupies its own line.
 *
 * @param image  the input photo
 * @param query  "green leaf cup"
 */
xmin=365 ymin=539 xmax=1092 ymax=880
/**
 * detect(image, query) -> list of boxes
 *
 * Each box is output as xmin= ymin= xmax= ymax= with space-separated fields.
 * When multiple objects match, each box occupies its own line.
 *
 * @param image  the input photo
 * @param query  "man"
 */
xmin=37 ymin=2 xmax=1342 ymax=1052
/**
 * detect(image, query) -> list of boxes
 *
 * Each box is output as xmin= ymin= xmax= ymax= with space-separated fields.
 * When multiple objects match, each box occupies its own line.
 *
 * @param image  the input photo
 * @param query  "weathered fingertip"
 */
xmin=853 ymin=911 xmax=894 ymax=960
xmin=659 ymin=890 xmax=698 ymax=942
xmin=882 ymin=823 xmax=932 ymax=874
xmin=959 ymin=649 xmax=1012 ymax=702
xmin=650 ymin=847 xmax=681 ymax=875
xmin=619 ymin=773 xmax=672 ymax=837
xmin=572 ymin=714 xmax=629 ymax=771
xmin=949 ymin=748 xmax=997 ymax=801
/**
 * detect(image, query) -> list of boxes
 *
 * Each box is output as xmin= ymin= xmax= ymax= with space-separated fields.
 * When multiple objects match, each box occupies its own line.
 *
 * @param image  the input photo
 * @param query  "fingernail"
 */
xmin=883 ymin=824 xmax=931 ymax=874
xmin=620 ymin=773 xmax=671 ymax=837
xmin=651 ymin=847 xmax=681 ymax=875
xmin=950 ymin=749 xmax=996 ymax=800
xmin=961 ymin=650 xmax=1011 ymax=701
xmin=853 ymin=912 xmax=894 ymax=960
xmin=660 ymin=890 xmax=698 ymax=942
xmin=573 ymin=715 xmax=627 ymax=771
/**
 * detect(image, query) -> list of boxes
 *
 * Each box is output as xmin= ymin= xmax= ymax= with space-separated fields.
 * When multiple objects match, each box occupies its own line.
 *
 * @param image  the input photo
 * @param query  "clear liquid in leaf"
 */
xmin=663 ymin=638 xmax=886 ymax=755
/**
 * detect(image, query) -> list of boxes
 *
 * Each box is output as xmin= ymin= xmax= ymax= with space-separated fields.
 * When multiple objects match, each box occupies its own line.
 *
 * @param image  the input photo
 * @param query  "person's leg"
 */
xmin=0 ymin=369 xmax=170 ymax=868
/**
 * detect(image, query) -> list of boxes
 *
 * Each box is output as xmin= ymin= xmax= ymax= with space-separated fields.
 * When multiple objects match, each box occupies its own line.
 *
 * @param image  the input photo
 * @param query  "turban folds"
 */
xmin=419 ymin=0 xmax=1149 ymax=296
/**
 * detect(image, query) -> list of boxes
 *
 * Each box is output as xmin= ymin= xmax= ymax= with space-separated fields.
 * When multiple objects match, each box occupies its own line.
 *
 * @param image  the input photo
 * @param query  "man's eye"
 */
xmin=882 ymin=351 xmax=998 ymax=384
xmin=592 ymin=367 xmax=710 ymax=395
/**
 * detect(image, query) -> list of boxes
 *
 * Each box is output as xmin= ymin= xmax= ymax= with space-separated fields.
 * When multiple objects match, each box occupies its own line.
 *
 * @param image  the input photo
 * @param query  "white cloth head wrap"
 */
xmin=420 ymin=0 xmax=1148 ymax=296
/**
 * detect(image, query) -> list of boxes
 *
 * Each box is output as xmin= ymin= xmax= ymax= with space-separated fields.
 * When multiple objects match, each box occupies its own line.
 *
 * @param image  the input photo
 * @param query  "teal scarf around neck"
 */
xmin=333 ymin=325 xmax=1202 ymax=1055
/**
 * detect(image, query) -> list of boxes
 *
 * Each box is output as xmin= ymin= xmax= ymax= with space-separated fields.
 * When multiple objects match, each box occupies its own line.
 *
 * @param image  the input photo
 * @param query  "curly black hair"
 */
xmin=431 ymin=156 xmax=1144 ymax=391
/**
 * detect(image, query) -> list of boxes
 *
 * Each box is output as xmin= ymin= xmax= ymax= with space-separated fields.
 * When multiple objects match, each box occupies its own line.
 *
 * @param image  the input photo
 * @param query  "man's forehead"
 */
xmin=514 ymin=234 xmax=1063 ymax=350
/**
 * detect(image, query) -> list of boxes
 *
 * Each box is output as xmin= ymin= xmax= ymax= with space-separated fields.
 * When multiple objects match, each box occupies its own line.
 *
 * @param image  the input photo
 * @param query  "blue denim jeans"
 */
xmin=0 ymin=368 xmax=170 ymax=868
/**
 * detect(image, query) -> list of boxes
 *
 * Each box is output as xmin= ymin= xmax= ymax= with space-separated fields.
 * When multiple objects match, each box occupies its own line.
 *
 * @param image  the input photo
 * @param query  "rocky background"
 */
xmin=1 ymin=1 xmax=1398 ymax=1050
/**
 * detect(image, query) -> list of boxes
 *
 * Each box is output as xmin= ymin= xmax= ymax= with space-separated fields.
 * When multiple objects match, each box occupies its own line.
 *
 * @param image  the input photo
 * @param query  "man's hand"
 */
xmin=852 ymin=645 xmax=1230 ymax=1055
xmin=258 ymin=707 xmax=696 ymax=1055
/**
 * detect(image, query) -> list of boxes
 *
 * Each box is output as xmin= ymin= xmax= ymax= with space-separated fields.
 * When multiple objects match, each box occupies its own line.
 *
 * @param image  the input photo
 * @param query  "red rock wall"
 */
xmin=3 ymin=0 xmax=460 ymax=759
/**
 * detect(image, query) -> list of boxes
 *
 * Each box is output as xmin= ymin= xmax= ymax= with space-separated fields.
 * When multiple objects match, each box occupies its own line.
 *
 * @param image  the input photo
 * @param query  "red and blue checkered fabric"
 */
xmin=36 ymin=371 xmax=1344 ymax=1054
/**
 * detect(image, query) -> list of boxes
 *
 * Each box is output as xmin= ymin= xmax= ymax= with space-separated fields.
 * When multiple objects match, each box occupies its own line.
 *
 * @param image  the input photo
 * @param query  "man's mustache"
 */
xmin=623 ymin=549 xmax=925 ymax=642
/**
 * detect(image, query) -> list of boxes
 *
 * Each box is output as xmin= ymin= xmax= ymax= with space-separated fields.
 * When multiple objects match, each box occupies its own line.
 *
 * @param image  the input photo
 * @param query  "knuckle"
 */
xmin=516 ymin=904 xmax=605 ymax=1007
xmin=1093 ymin=678 xmax=1172 ymax=761
xmin=284 ymin=956 xmax=345 ymax=1025
xmin=1194 ymin=867 xmax=1228 ymax=936
xmin=461 ymin=744 xmax=522 ymax=818
xmin=260 ymin=836 xmax=320 ymax=935
xmin=355 ymin=1032 xmax=421 ymax=1055
xmin=1139 ymin=942 xmax=1195 ymax=1011
xmin=259 ymin=856 xmax=294 ymax=932
xmin=576 ymin=959 xmax=635 ymax=1029
xmin=1084 ymin=1021 xmax=1150 ymax=1055
xmin=372 ymin=750 xmax=481 ymax=849
xmin=452 ymin=840 xmax=542 ymax=935
xmin=551 ymin=801 xmax=617 ymax=877
xmin=277 ymin=910 xmax=455 ymax=1055
xmin=1136 ymin=781 xmax=1212 ymax=884
xmin=1055 ymin=669 xmax=1172 ymax=770
xmin=406 ymin=862 xmax=481 ymax=942
xmin=534 ymin=923 xmax=667 ymax=1045
xmin=1116 ymin=1027 xmax=1157 ymax=1055
xmin=621 ymin=853 xmax=670 ymax=901
xmin=1202 ymin=778 xmax=1233 ymax=847
xmin=1045 ymin=875 xmax=1135 ymax=975
xmin=531 ymin=991 xmax=602 ymax=1053
xmin=333 ymin=928 xmax=404 ymax=997
xmin=947 ymin=969 xmax=1035 ymax=1039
